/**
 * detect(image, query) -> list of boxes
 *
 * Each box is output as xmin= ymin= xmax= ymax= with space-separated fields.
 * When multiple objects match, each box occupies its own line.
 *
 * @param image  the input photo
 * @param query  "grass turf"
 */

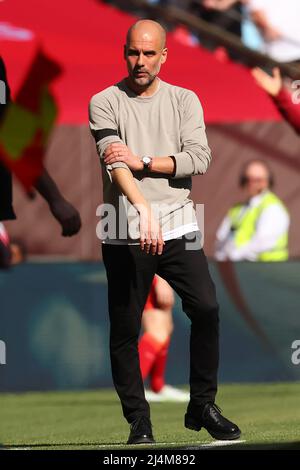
xmin=1 ymin=383 xmax=300 ymax=450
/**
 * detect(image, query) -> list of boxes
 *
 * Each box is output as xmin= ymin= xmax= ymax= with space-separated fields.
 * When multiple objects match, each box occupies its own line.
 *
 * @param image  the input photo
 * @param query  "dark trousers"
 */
xmin=102 ymin=231 xmax=219 ymax=423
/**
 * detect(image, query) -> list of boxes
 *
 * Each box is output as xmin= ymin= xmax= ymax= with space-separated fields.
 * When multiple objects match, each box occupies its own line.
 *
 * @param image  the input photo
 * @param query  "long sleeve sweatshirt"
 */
xmin=89 ymin=78 xmax=211 ymax=243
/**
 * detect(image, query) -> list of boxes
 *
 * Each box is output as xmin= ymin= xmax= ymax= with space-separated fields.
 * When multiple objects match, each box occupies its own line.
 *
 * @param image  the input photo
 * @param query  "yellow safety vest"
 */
xmin=228 ymin=191 xmax=289 ymax=262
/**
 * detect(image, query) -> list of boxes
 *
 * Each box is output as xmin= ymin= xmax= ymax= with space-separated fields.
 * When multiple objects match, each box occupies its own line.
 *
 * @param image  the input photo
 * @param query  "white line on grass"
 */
xmin=6 ymin=439 xmax=246 ymax=450
xmin=5 ymin=447 xmax=31 ymax=451
xmin=95 ymin=439 xmax=246 ymax=449
xmin=184 ymin=439 xmax=246 ymax=449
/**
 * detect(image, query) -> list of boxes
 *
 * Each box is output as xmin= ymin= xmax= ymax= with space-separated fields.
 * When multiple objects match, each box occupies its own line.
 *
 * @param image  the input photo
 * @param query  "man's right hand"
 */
xmin=138 ymin=207 xmax=164 ymax=255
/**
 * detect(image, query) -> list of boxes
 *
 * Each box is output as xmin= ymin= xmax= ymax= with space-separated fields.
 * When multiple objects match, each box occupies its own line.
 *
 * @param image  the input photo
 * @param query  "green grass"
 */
xmin=1 ymin=383 xmax=300 ymax=450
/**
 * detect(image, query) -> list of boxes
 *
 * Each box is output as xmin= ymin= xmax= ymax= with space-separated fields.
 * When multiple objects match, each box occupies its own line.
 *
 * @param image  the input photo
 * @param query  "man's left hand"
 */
xmin=104 ymin=143 xmax=143 ymax=171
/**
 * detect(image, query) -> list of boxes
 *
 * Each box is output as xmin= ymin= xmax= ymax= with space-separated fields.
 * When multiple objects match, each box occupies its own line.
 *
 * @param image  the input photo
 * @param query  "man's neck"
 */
xmin=125 ymin=76 xmax=160 ymax=97
xmin=248 ymin=189 xmax=269 ymax=205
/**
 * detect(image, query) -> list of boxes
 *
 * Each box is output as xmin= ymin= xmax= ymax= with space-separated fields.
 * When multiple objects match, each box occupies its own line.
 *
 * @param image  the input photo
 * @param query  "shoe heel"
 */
xmin=184 ymin=414 xmax=202 ymax=432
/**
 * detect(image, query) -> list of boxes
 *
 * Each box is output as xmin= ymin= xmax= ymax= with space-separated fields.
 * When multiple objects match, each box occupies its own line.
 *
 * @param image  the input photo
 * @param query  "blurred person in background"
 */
xmin=0 ymin=56 xmax=82 ymax=238
xmin=252 ymin=67 xmax=300 ymax=135
xmin=0 ymin=221 xmax=10 ymax=268
xmin=0 ymin=57 xmax=16 ymax=224
xmin=139 ymin=275 xmax=190 ymax=402
xmin=190 ymin=0 xmax=245 ymax=40
xmin=0 ymin=222 xmax=27 ymax=269
xmin=215 ymin=159 xmax=290 ymax=262
xmin=162 ymin=1 xmax=263 ymax=57
xmin=188 ymin=0 xmax=249 ymax=60
xmin=247 ymin=0 xmax=300 ymax=63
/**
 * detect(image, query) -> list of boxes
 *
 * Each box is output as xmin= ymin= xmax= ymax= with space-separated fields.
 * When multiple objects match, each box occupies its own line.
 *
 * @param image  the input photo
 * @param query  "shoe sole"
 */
xmin=184 ymin=414 xmax=241 ymax=441
xmin=184 ymin=414 xmax=202 ymax=432
xmin=127 ymin=437 xmax=156 ymax=445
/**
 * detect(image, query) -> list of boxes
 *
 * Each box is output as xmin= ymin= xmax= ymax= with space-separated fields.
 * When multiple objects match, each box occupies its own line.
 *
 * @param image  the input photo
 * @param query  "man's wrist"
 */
xmin=148 ymin=157 xmax=153 ymax=172
xmin=140 ymin=156 xmax=153 ymax=172
xmin=138 ymin=158 xmax=144 ymax=171
xmin=134 ymin=202 xmax=152 ymax=216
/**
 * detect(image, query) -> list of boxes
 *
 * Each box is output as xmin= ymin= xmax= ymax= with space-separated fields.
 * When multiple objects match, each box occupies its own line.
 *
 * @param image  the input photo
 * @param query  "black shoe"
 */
xmin=127 ymin=416 xmax=155 ymax=445
xmin=185 ymin=402 xmax=241 ymax=441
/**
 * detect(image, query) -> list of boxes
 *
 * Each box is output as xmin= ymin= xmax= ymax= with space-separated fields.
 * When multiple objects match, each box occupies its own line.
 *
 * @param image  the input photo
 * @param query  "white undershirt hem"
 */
xmin=101 ymin=222 xmax=199 ymax=245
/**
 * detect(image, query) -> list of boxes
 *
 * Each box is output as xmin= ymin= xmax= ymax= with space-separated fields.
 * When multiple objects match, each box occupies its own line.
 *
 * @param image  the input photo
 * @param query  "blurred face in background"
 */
xmin=243 ymin=161 xmax=270 ymax=198
xmin=124 ymin=21 xmax=167 ymax=91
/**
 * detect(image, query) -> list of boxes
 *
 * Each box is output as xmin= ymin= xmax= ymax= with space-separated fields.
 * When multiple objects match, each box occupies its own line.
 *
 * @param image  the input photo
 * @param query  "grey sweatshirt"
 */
xmin=89 ymin=78 xmax=211 ymax=243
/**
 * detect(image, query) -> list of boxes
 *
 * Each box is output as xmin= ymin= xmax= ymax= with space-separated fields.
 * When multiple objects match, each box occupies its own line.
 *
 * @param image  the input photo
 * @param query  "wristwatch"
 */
xmin=141 ymin=156 xmax=152 ymax=170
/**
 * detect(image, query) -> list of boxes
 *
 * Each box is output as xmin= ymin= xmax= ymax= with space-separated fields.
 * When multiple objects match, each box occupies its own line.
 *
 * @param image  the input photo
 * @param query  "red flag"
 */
xmin=0 ymin=48 xmax=62 ymax=190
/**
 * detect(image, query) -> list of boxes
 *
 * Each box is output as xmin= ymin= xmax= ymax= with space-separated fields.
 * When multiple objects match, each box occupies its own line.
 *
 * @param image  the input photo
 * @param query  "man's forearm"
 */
xmin=148 ymin=156 xmax=175 ymax=175
xmin=110 ymin=167 xmax=151 ymax=213
xmin=110 ymin=165 xmax=164 ymax=254
xmin=143 ymin=152 xmax=210 ymax=178
xmin=34 ymin=168 xmax=64 ymax=205
xmin=274 ymin=88 xmax=300 ymax=135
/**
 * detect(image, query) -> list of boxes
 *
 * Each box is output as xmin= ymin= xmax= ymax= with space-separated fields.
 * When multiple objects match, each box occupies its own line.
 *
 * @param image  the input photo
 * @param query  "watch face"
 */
xmin=143 ymin=156 xmax=151 ymax=165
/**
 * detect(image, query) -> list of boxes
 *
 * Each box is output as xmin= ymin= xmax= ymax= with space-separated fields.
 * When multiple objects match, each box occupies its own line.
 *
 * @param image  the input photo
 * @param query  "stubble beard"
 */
xmin=131 ymin=72 xmax=156 ymax=88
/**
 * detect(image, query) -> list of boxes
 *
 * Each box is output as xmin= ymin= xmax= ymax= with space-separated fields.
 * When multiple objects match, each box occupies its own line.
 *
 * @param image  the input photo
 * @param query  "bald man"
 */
xmin=89 ymin=19 xmax=241 ymax=445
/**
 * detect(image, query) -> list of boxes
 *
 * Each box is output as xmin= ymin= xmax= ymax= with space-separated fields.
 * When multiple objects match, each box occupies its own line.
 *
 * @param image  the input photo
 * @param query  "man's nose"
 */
xmin=137 ymin=52 xmax=144 ymax=66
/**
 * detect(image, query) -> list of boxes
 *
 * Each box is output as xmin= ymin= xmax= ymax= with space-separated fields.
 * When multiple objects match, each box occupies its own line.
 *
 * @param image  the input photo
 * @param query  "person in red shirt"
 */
xmin=252 ymin=67 xmax=300 ymax=135
xmin=0 ymin=56 xmax=82 ymax=237
xmin=139 ymin=275 xmax=190 ymax=402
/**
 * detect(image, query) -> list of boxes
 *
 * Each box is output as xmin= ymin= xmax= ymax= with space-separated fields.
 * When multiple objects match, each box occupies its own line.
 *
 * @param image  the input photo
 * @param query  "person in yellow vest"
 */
xmin=215 ymin=159 xmax=290 ymax=262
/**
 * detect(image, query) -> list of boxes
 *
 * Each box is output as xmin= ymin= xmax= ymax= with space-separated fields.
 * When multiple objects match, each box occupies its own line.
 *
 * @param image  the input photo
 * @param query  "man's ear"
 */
xmin=161 ymin=48 xmax=168 ymax=64
xmin=123 ymin=44 xmax=127 ymax=60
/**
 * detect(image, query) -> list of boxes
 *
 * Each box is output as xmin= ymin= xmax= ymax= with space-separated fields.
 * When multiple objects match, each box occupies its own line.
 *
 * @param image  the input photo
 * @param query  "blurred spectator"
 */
xmin=247 ymin=0 xmax=300 ymax=63
xmin=252 ymin=67 xmax=300 ymax=135
xmin=0 ymin=57 xmax=16 ymax=223
xmin=188 ymin=0 xmax=247 ymax=59
xmin=190 ymin=0 xmax=244 ymax=40
xmin=0 ymin=56 xmax=82 ymax=237
xmin=0 ymin=222 xmax=11 ymax=268
xmin=215 ymin=160 xmax=290 ymax=261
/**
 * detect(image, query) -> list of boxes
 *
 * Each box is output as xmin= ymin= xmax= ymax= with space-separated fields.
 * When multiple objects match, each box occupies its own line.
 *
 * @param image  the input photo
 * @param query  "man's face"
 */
xmin=243 ymin=162 xmax=270 ymax=198
xmin=124 ymin=32 xmax=167 ymax=87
